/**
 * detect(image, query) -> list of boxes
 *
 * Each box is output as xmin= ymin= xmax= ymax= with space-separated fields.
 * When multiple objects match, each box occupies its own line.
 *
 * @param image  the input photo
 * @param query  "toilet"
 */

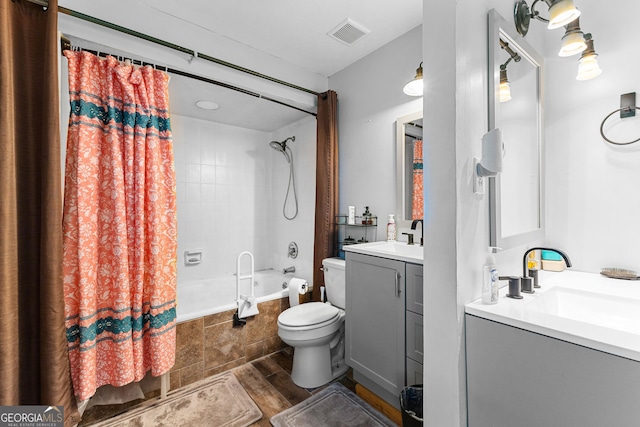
xmin=277 ymin=257 xmax=349 ymax=388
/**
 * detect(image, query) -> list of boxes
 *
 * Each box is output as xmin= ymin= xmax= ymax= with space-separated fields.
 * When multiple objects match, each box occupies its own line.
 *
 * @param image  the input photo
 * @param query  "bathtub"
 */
xmin=176 ymin=269 xmax=291 ymax=322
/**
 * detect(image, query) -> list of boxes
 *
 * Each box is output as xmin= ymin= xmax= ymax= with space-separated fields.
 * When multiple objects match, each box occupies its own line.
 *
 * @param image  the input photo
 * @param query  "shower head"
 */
xmin=269 ymin=140 xmax=286 ymax=153
xmin=269 ymin=136 xmax=295 ymax=163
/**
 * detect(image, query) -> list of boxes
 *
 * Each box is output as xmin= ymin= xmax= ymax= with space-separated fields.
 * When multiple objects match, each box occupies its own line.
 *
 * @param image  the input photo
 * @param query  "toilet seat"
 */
xmin=278 ymin=302 xmax=341 ymax=331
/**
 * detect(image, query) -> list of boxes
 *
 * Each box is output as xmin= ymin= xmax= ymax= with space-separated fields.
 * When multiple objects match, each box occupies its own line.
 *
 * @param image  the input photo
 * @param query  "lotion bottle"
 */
xmin=386 ymin=214 xmax=397 ymax=242
xmin=482 ymin=247 xmax=500 ymax=304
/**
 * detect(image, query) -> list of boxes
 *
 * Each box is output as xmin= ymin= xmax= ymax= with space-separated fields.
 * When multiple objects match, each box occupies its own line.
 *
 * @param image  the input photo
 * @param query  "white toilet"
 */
xmin=277 ymin=257 xmax=349 ymax=388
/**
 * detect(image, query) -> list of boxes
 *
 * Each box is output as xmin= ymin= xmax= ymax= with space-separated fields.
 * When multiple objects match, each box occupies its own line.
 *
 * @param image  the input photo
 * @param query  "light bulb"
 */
xmin=576 ymin=54 xmax=602 ymax=81
xmin=499 ymin=81 xmax=512 ymax=102
xmin=558 ymin=30 xmax=586 ymax=57
xmin=548 ymin=0 xmax=581 ymax=30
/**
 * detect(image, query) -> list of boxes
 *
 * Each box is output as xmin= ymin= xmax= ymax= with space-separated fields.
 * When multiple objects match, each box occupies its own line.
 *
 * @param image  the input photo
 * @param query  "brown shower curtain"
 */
xmin=312 ymin=91 xmax=339 ymax=301
xmin=0 ymin=1 xmax=80 ymax=425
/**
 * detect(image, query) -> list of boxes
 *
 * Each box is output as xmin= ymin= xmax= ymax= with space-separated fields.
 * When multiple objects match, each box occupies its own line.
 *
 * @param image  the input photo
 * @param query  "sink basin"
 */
xmin=525 ymin=286 xmax=640 ymax=334
xmin=342 ymin=241 xmax=423 ymax=264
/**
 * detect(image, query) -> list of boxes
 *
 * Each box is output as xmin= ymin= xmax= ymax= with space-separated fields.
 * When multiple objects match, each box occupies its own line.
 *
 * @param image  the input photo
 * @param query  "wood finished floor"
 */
xmin=81 ymin=348 xmax=360 ymax=426
xmin=235 ymin=348 xmax=358 ymax=426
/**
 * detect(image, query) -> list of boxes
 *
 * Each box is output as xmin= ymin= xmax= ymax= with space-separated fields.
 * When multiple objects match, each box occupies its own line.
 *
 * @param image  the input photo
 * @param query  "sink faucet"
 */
xmin=522 ymin=247 xmax=572 ymax=289
xmin=411 ymin=219 xmax=424 ymax=246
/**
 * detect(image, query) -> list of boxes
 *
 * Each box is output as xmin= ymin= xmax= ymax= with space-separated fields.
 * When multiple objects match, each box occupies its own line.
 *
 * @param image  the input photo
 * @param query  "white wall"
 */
xmin=423 ymin=1 xmax=545 ymax=425
xmin=545 ymin=1 xmax=640 ymax=273
xmin=329 ymin=25 xmax=423 ymax=238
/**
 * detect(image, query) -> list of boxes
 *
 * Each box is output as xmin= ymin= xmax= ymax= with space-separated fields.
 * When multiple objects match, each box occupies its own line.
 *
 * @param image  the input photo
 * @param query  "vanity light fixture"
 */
xmin=514 ymin=0 xmax=581 ymax=36
xmin=403 ymin=62 xmax=423 ymax=96
xmin=498 ymin=39 xmax=520 ymax=103
xmin=558 ymin=17 xmax=586 ymax=57
xmin=576 ymin=34 xmax=602 ymax=81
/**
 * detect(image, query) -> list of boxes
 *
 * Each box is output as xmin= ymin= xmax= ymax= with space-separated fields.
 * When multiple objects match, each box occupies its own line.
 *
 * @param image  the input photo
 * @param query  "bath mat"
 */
xmin=91 ymin=371 xmax=262 ymax=427
xmin=270 ymin=382 xmax=396 ymax=427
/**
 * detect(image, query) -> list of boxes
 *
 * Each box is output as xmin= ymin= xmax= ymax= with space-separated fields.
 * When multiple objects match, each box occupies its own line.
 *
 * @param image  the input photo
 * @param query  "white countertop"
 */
xmin=343 ymin=241 xmax=424 ymax=265
xmin=466 ymin=270 xmax=640 ymax=362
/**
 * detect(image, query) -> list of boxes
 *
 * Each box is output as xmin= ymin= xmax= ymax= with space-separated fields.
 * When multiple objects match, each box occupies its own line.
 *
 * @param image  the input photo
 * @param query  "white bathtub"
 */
xmin=176 ymin=269 xmax=291 ymax=323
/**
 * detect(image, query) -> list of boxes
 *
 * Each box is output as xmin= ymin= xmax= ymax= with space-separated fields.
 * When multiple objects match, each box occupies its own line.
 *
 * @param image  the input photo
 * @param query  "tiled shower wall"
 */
xmin=171 ymin=114 xmax=272 ymax=280
xmin=171 ymin=114 xmax=317 ymax=282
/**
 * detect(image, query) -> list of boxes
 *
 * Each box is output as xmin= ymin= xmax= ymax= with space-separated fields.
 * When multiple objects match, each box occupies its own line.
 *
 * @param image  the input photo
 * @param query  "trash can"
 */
xmin=400 ymin=385 xmax=423 ymax=427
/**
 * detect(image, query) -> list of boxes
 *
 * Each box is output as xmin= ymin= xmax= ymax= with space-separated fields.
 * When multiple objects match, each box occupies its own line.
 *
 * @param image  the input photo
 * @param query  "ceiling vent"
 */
xmin=328 ymin=18 xmax=370 ymax=46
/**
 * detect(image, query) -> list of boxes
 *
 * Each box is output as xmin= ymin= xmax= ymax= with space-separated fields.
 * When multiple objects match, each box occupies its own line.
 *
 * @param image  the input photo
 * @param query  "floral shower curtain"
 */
xmin=412 ymin=139 xmax=424 ymax=220
xmin=62 ymin=51 xmax=177 ymax=401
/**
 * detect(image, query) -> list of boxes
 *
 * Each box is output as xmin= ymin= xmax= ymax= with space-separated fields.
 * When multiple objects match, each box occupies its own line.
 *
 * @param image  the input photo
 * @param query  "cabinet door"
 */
xmin=406 ymin=263 xmax=423 ymax=315
xmin=406 ymin=310 xmax=423 ymax=364
xmin=346 ymin=253 xmax=405 ymax=398
xmin=406 ymin=357 xmax=423 ymax=386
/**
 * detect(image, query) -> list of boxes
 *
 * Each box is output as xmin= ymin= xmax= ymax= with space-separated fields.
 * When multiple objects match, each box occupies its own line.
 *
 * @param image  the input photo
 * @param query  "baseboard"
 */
xmin=355 ymin=384 xmax=402 ymax=426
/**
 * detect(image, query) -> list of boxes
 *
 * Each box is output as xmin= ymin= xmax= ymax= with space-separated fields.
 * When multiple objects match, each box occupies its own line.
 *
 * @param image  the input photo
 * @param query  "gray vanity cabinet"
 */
xmin=345 ymin=252 xmax=424 ymax=408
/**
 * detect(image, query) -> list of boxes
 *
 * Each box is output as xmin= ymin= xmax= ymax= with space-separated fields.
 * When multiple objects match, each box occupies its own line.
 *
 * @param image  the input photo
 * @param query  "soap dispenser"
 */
xmin=482 ymin=247 xmax=500 ymax=305
xmin=386 ymin=214 xmax=397 ymax=242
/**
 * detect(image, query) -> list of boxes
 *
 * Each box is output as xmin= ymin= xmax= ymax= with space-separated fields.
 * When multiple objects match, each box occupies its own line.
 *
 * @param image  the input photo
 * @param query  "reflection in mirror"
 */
xmin=488 ymin=9 xmax=545 ymax=249
xmin=396 ymin=111 xmax=423 ymax=225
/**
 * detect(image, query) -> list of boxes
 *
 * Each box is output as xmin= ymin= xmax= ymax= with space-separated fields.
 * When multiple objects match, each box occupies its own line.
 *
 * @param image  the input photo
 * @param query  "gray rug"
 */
xmin=92 ymin=371 xmax=262 ymax=427
xmin=270 ymin=383 xmax=396 ymax=427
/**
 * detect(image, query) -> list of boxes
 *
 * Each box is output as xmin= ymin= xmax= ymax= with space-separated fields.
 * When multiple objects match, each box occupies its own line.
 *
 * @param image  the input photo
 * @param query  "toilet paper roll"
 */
xmin=288 ymin=277 xmax=309 ymax=307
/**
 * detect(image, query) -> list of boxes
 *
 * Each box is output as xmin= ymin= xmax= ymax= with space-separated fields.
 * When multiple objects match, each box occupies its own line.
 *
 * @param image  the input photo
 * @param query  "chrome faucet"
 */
xmin=522 ymin=247 xmax=572 ymax=290
xmin=411 ymin=219 xmax=424 ymax=246
xmin=283 ymin=266 xmax=296 ymax=274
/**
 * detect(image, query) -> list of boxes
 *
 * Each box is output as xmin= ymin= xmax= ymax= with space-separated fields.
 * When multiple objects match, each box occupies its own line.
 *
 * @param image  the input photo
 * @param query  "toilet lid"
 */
xmin=278 ymin=302 xmax=340 ymax=327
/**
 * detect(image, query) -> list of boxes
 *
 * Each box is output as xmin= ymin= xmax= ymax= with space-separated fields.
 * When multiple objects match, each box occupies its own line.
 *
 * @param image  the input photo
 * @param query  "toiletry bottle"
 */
xmin=482 ymin=247 xmax=500 ymax=304
xmin=527 ymin=251 xmax=538 ymax=270
xmin=387 ymin=214 xmax=397 ymax=242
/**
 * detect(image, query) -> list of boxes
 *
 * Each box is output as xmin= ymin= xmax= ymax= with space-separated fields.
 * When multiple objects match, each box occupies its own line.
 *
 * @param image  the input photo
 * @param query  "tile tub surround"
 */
xmin=170 ymin=297 xmax=290 ymax=390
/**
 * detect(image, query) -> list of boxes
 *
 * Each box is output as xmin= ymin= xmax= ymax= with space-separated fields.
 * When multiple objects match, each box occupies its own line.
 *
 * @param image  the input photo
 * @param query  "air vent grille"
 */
xmin=328 ymin=18 xmax=370 ymax=46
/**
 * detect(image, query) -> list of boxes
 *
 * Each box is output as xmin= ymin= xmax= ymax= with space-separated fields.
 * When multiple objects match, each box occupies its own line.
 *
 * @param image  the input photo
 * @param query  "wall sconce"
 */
xmin=514 ymin=0 xmax=581 ymax=36
xmin=403 ymin=62 xmax=423 ymax=96
xmin=558 ymin=17 xmax=586 ymax=57
xmin=474 ymin=128 xmax=503 ymax=194
xmin=576 ymin=33 xmax=602 ymax=80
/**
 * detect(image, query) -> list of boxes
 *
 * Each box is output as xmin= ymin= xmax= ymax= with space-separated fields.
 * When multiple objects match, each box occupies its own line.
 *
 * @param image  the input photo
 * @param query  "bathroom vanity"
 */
xmin=465 ymin=271 xmax=640 ymax=427
xmin=344 ymin=241 xmax=424 ymax=409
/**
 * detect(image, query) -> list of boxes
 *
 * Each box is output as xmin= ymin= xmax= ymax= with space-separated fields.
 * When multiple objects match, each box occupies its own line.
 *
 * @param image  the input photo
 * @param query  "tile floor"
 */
xmin=80 ymin=348 xmax=360 ymax=426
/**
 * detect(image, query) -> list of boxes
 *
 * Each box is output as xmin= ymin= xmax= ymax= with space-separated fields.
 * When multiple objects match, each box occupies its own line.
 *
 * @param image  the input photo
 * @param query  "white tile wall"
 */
xmin=171 ymin=114 xmax=317 ymax=284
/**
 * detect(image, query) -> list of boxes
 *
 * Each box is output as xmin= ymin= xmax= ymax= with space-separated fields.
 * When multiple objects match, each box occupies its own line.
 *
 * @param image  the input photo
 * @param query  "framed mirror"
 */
xmin=396 ymin=111 xmax=423 ymax=226
xmin=488 ymin=9 xmax=544 ymax=249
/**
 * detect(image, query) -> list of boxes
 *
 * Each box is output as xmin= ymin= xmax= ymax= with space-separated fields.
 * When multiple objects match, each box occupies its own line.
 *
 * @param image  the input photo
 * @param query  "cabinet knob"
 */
xmin=395 ymin=272 xmax=402 ymax=297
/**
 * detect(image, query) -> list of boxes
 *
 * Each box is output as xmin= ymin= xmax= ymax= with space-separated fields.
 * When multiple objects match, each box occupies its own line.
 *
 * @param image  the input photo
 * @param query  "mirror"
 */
xmin=488 ymin=9 xmax=545 ymax=249
xmin=396 ymin=111 xmax=423 ymax=225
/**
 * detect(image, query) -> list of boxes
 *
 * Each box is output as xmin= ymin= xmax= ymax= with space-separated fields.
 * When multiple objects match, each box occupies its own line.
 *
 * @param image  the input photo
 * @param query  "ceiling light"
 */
xmin=195 ymin=100 xmax=219 ymax=110
xmin=499 ymin=66 xmax=512 ymax=103
xmin=576 ymin=34 xmax=602 ymax=81
xmin=403 ymin=63 xmax=423 ymax=97
xmin=558 ymin=17 xmax=586 ymax=57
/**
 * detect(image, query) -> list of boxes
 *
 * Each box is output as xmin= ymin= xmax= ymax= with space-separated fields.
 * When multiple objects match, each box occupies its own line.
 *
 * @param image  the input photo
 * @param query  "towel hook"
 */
xmin=600 ymin=92 xmax=640 ymax=145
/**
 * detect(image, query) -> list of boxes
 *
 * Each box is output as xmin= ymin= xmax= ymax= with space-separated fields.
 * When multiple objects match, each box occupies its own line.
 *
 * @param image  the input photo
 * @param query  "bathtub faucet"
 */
xmin=283 ymin=266 xmax=296 ymax=274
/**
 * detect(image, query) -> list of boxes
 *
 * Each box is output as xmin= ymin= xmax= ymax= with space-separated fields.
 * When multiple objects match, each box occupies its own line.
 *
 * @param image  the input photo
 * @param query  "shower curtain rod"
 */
xmin=28 ymin=0 xmax=320 ymax=97
xmin=61 ymin=38 xmax=317 ymax=117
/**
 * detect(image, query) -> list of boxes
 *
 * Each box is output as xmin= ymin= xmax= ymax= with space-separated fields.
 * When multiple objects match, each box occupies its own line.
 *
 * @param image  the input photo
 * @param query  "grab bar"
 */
xmin=236 ymin=251 xmax=259 ymax=320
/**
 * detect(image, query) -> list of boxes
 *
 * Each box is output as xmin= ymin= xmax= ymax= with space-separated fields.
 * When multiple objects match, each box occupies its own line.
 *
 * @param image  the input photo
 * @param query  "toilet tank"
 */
xmin=322 ymin=257 xmax=346 ymax=309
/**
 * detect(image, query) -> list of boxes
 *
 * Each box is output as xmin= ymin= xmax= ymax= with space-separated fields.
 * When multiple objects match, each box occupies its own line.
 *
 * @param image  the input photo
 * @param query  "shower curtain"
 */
xmin=412 ymin=139 xmax=424 ymax=220
xmin=62 ymin=51 xmax=177 ymax=402
xmin=0 ymin=1 xmax=80 ymax=425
